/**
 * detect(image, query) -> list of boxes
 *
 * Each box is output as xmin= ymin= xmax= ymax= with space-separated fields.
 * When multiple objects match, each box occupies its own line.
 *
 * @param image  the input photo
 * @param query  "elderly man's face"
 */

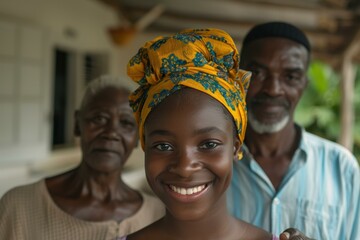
xmin=241 ymin=37 xmax=308 ymax=134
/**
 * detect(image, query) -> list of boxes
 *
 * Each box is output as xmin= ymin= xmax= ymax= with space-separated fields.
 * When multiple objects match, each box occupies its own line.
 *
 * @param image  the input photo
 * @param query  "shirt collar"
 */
xmin=241 ymin=123 xmax=309 ymax=164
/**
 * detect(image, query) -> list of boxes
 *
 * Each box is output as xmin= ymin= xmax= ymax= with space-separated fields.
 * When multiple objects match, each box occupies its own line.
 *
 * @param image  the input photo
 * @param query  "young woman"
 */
xmin=123 ymin=28 xmax=276 ymax=240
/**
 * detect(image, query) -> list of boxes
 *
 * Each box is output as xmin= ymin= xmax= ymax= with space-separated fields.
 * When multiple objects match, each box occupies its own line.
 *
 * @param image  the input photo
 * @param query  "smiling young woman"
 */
xmin=120 ymin=28 xmax=276 ymax=240
xmin=144 ymin=89 xmax=237 ymax=222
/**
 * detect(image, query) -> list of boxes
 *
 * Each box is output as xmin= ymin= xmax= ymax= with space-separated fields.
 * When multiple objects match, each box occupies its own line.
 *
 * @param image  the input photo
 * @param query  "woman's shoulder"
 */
xmin=125 ymin=218 xmax=164 ymax=240
xmin=0 ymin=179 xmax=46 ymax=236
xmin=0 ymin=179 xmax=45 ymax=206
xmin=235 ymin=219 xmax=273 ymax=240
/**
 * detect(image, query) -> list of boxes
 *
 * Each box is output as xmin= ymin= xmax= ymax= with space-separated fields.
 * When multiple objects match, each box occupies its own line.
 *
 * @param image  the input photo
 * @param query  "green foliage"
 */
xmin=295 ymin=61 xmax=360 ymax=162
xmin=353 ymin=66 xmax=360 ymax=161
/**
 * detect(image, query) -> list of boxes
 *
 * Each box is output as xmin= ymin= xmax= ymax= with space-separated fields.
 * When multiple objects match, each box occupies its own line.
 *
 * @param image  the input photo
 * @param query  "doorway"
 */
xmin=51 ymin=48 xmax=109 ymax=149
xmin=51 ymin=48 xmax=75 ymax=149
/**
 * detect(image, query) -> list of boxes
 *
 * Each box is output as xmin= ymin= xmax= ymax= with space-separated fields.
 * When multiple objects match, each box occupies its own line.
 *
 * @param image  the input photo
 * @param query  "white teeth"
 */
xmin=169 ymin=184 xmax=206 ymax=195
xmin=180 ymin=188 xmax=186 ymax=195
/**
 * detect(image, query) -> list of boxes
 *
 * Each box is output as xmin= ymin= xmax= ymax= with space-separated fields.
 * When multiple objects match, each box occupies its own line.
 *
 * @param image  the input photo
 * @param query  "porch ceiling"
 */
xmin=98 ymin=0 xmax=360 ymax=65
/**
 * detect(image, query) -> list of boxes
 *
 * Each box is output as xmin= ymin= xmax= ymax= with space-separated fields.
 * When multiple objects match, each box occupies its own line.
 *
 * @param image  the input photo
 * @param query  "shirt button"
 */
xmin=273 ymin=198 xmax=280 ymax=205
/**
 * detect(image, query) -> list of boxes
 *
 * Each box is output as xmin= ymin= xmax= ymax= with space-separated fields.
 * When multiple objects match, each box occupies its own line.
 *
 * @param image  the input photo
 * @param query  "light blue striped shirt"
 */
xmin=227 ymin=128 xmax=360 ymax=240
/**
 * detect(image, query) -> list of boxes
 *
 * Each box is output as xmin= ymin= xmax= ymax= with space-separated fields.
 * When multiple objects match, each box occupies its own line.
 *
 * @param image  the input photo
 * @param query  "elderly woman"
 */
xmin=0 ymin=76 xmax=165 ymax=240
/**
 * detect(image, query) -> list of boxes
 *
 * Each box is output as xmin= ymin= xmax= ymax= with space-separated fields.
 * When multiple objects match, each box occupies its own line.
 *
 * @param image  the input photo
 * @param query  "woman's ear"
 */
xmin=74 ymin=110 xmax=81 ymax=136
xmin=233 ymin=137 xmax=242 ymax=161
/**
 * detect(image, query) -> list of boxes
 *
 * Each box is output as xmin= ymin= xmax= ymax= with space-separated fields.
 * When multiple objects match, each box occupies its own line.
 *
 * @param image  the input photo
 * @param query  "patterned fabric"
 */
xmin=127 ymin=28 xmax=251 ymax=149
xmin=227 ymin=126 xmax=360 ymax=240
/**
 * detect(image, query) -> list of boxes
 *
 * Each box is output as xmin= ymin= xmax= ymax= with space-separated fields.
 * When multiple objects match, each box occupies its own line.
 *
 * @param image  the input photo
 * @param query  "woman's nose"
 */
xmin=168 ymin=150 xmax=202 ymax=177
xmin=101 ymin=119 xmax=121 ymax=140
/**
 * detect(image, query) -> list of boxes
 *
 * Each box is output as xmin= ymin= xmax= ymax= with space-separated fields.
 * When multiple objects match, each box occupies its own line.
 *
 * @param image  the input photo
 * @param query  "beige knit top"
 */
xmin=0 ymin=180 xmax=165 ymax=240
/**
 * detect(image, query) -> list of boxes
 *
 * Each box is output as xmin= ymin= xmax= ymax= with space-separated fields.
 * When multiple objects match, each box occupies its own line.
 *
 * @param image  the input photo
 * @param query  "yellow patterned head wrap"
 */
xmin=127 ymin=28 xmax=251 ymax=150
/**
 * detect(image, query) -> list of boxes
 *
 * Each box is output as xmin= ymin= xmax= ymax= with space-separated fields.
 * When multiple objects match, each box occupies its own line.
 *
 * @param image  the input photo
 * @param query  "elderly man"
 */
xmin=227 ymin=22 xmax=360 ymax=240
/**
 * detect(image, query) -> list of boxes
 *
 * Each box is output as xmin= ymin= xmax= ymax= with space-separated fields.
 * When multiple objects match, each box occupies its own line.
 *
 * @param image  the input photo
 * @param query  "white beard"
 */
xmin=248 ymin=109 xmax=289 ymax=134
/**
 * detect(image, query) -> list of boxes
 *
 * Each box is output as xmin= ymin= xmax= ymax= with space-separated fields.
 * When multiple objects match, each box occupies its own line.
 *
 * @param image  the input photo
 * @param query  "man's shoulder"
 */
xmin=303 ymin=130 xmax=349 ymax=152
xmin=303 ymin=131 xmax=340 ymax=147
xmin=302 ymin=130 xmax=358 ymax=167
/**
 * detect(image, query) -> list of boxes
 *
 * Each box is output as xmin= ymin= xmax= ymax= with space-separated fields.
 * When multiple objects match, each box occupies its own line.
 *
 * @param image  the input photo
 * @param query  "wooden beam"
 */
xmin=338 ymin=28 xmax=360 ymax=149
xmin=323 ymin=0 xmax=349 ymax=8
xmin=344 ymin=26 xmax=360 ymax=57
xmin=122 ymin=1 xmax=357 ymax=28
xmin=339 ymin=56 xmax=355 ymax=150
xmin=136 ymin=12 xmax=348 ymax=52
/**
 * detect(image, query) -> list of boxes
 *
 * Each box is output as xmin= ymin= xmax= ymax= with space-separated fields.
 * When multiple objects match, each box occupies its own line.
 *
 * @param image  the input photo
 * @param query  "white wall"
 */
xmin=0 ymin=0 xmax=119 ymax=165
xmin=0 ymin=0 xmax=173 ymax=177
xmin=0 ymin=0 xmax=173 ymax=85
xmin=0 ymin=0 xmax=172 ymax=94
xmin=0 ymin=0 xmax=117 ymax=50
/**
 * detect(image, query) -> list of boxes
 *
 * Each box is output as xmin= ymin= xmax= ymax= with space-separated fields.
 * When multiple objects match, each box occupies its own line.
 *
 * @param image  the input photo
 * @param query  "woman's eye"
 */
xmin=155 ymin=143 xmax=173 ymax=151
xmin=199 ymin=141 xmax=218 ymax=150
xmin=120 ymin=119 xmax=136 ymax=128
xmin=92 ymin=116 xmax=107 ymax=125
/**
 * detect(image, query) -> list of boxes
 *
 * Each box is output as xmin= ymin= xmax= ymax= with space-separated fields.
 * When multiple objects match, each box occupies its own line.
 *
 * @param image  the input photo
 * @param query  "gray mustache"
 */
xmin=251 ymin=97 xmax=290 ymax=108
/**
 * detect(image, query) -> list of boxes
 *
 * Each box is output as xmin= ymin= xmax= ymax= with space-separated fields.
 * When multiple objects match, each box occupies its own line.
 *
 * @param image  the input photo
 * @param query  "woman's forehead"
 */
xmin=150 ymin=88 xmax=223 ymax=113
xmin=90 ymin=87 xmax=128 ymax=102
xmin=144 ymin=89 xmax=233 ymax=131
xmin=82 ymin=87 xmax=131 ymax=112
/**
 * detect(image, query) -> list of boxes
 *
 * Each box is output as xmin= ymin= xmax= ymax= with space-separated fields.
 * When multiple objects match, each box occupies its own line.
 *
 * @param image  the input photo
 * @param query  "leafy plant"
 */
xmin=295 ymin=61 xmax=360 ymax=162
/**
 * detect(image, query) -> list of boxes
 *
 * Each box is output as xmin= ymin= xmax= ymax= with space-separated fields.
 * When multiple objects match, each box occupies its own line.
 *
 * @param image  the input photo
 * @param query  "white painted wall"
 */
xmin=0 ymin=0 xmax=117 ymax=51
xmin=0 ymin=0 xmax=173 ymax=85
xmin=0 ymin=0 xmax=119 ymax=166
xmin=0 ymin=0 xmax=171 ymax=94
xmin=0 ymin=0 xmax=165 ymax=166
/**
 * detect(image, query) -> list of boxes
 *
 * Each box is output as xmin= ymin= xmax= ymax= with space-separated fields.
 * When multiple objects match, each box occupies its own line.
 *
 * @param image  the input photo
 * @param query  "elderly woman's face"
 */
xmin=143 ymin=88 xmax=240 ymax=221
xmin=77 ymin=87 xmax=138 ymax=173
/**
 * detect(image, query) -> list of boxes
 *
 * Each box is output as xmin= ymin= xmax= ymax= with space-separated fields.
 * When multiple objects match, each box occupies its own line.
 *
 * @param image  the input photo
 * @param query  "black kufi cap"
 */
xmin=243 ymin=22 xmax=311 ymax=52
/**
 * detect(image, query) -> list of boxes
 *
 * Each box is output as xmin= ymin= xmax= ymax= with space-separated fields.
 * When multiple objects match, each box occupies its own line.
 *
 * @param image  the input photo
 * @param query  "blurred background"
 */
xmin=0 ymin=0 xmax=359 ymax=197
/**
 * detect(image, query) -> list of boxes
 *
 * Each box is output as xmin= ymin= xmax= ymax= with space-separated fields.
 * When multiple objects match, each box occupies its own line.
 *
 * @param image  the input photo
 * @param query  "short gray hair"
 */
xmin=80 ymin=75 xmax=133 ymax=111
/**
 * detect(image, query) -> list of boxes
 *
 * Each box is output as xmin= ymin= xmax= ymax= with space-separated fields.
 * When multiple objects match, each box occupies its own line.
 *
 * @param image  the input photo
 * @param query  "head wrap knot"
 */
xmin=127 ymin=28 xmax=251 ymax=149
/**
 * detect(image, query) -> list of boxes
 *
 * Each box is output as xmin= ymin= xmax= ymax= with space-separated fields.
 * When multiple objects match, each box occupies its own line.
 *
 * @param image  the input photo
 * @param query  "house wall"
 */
xmin=0 ymin=0 xmax=166 ymax=175
xmin=0 ymin=0 xmax=166 ymax=99
xmin=0 ymin=0 xmax=118 ymax=53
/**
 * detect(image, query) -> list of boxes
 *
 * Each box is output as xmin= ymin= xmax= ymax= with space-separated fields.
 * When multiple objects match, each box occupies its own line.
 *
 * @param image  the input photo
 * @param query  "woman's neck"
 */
xmin=157 ymin=197 xmax=242 ymax=239
xmin=58 ymin=162 xmax=133 ymax=202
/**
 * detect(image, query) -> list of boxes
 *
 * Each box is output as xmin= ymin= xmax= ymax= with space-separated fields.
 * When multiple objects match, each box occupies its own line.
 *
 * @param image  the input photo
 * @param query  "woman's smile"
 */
xmin=166 ymin=183 xmax=210 ymax=203
xmin=169 ymin=184 xmax=207 ymax=195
